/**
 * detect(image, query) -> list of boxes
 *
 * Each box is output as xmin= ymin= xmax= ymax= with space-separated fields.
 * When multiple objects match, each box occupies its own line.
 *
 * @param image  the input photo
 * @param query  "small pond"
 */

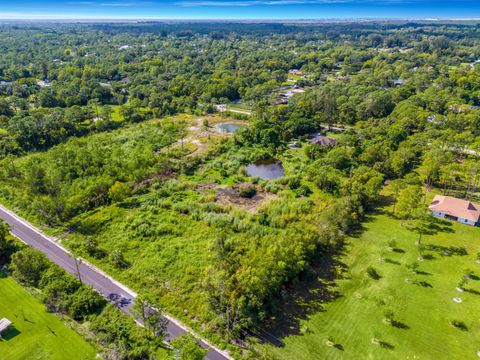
xmin=216 ymin=122 xmax=246 ymax=134
xmin=246 ymin=159 xmax=285 ymax=180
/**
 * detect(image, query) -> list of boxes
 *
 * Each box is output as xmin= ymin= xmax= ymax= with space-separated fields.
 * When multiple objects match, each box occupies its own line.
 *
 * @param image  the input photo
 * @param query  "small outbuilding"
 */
xmin=429 ymin=195 xmax=480 ymax=226
xmin=0 ymin=318 xmax=12 ymax=337
xmin=393 ymin=79 xmax=405 ymax=86
xmin=289 ymin=69 xmax=304 ymax=76
xmin=308 ymin=135 xmax=337 ymax=147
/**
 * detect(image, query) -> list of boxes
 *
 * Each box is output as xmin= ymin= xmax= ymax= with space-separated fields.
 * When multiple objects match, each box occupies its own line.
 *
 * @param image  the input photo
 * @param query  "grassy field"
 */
xmin=261 ymin=199 xmax=480 ymax=360
xmin=0 ymin=275 xmax=96 ymax=360
xmin=226 ymin=102 xmax=252 ymax=112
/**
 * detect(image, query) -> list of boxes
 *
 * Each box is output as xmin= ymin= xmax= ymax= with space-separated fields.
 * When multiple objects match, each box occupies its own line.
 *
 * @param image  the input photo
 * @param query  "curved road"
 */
xmin=0 ymin=204 xmax=231 ymax=360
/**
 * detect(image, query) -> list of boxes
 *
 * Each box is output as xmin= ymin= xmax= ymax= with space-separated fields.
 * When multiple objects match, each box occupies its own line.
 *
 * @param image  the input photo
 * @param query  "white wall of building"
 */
xmin=458 ymin=218 xmax=476 ymax=226
xmin=431 ymin=211 xmax=476 ymax=226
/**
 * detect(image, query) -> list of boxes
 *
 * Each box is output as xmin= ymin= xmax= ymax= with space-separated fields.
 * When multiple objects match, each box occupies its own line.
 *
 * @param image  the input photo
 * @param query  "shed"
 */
xmin=308 ymin=135 xmax=337 ymax=147
xmin=393 ymin=79 xmax=405 ymax=86
xmin=0 ymin=318 xmax=12 ymax=335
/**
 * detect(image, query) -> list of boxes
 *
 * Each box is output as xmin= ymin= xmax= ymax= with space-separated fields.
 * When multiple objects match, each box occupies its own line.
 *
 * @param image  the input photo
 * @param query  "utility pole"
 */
xmin=73 ymin=257 xmax=83 ymax=285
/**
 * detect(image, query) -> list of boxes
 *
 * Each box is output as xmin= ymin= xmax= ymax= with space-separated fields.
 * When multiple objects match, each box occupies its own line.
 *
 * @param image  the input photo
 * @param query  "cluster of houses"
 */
xmin=0 ymin=79 xmax=52 ymax=89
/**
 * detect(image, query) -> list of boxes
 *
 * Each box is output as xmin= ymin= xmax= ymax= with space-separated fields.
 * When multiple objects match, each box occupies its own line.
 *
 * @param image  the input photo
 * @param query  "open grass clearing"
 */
xmin=226 ymin=103 xmax=251 ymax=112
xmin=0 ymin=274 xmax=96 ymax=360
xmin=260 ymin=198 xmax=480 ymax=359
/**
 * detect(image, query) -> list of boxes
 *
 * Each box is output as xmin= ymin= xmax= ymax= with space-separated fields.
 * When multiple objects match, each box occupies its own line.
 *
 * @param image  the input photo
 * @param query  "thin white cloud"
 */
xmin=66 ymin=1 xmax=152 ymax=6
xmin=176 ymin=0 xmax=416 ymax=6
xmin=66 ymin=2 xmax=96 ymax=4
xmin=177 ymin=0 xmax=347 ymax=6
xmin=99 ymin=2 xmax=148 ymax=6
xmin=0 ymin=12 xmax=143 ymax=19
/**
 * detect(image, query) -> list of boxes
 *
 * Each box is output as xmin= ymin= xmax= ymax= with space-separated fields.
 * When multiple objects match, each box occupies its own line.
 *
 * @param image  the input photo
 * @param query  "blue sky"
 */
xmin=0 ymin=0 xmax=479 ymax=20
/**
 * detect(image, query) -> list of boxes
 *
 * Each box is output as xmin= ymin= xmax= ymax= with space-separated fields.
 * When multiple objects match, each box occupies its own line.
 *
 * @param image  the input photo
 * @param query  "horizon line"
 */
xmin=0 ymin=16 xmax=480 ymax=22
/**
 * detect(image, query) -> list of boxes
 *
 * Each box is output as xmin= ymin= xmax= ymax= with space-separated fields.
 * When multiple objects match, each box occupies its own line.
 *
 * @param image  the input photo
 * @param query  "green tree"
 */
xmin=342 ymin=166 xmax=384 ymax=207
xmin=0 ymin=221 xmax=11 ymax=259
xmin=406 ymin=208 xmax=431 ymax=246
xmin=88 ymin=98 xmax=102 ymax=120
xmin=10 ymin=247 xmax=49 ymax=286
xmin=63 ymin=287 xmax=106 ymax=320
xmin=170 ymin=334 xmax=207 ymax=360
xmin=132 ymin=294 xmax=168 ymax=338
xmin=395 ymin=185 xmax=423 ymax=221
xmin=390 ymin=179 xmax=406 ymax=214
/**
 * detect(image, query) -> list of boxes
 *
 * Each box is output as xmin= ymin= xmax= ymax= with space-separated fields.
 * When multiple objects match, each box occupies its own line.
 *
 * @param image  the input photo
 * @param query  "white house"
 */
xmin=429 ymin=195 xmax=480 ymax=226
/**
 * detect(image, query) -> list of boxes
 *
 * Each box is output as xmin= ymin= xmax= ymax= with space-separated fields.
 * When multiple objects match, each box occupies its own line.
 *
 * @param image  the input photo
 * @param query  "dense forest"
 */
xmin=0 ymin=21 xmax=479 ymax=359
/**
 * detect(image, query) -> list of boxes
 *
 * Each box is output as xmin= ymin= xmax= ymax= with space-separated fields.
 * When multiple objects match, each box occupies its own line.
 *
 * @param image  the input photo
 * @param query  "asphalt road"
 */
xmin=0 ymin=204 xmax=230 ymax=360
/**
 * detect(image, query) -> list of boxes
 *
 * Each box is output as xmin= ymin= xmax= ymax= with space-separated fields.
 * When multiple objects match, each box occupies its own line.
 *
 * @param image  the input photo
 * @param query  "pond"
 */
xmin=216 ymin=122 xmax=246 ymax=134
xmin=246 ymin=159 xmax=285 ymax=180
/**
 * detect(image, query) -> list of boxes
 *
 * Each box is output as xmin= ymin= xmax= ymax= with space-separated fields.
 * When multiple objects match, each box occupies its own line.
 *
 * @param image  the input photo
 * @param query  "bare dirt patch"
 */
xmin=197 ymin=183 xmax=276 ymax=213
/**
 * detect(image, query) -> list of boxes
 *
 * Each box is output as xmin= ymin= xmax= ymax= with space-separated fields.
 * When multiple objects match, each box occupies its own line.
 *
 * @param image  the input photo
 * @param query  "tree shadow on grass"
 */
xmin=0 ymin=326 xmax=20 ymax=341
xmin=427 ymin=244 xmax=468 ymax=257
xmin=464 ymin=288 xmax=480 ymax=296
xmin=391 ymin=320 xmax=410 ymax=329
xmin=415 ymin=270 xmax=432 ymax=276
xmin=379 ymin=340 xmax=395 ymax=350
xmin=255 ymin=247 xmax=345 ymax=346
xmin=384 ymin=258 xmax=401 ymax=265
xmin=425 ymin=216 xmax=455 ymax=234
xmin=467 ymin=273 xmax=480 ymax=281
xmin=413 ymin=280 xmax=433 ymax=288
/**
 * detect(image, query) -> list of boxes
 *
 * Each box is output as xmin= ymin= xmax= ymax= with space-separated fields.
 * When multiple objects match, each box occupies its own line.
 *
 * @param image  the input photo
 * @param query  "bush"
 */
xmin=108 ymin=181 xmax=131 ymax=203
xmin=238 ymin=184 xmax=257 ymax=198
xmin=109 ymin=249 xmax=129 ymax=269
xmin=288 ymin=176 xmax=301 ymax=190
xmin=295 ymin=185 xmax=312 ymax=197
xmin=83 ymin=238 xmax=105 ymax=259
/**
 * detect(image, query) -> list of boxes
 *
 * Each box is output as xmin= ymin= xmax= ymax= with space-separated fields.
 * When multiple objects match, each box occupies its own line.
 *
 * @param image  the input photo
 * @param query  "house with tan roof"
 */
xmin=429 ymin=195 xmax=480 ymax=226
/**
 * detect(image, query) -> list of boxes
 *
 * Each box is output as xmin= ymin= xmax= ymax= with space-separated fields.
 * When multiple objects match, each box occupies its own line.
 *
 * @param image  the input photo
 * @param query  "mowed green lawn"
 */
xmin=262 ymin=209 xmax=480 ymax=359
xmin=0 ymin=275 xmax=96 ymax=360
